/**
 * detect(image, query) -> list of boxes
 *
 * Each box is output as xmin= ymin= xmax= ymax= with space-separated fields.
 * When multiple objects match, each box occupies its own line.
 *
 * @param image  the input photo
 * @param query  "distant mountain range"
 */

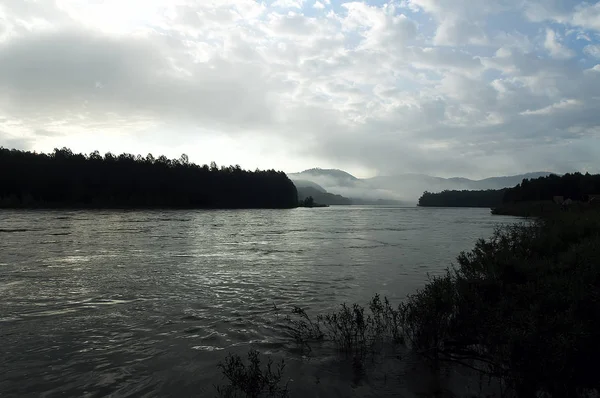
xmin=291 ymin=170 xmax=410 ymax=205
xmin=289 ymin=168 xmax=556 ymax=205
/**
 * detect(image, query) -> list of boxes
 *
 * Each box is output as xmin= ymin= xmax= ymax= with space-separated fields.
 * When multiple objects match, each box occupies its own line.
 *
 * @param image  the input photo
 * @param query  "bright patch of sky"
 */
xmin=0 ymin=0 xmax=599 ymax=178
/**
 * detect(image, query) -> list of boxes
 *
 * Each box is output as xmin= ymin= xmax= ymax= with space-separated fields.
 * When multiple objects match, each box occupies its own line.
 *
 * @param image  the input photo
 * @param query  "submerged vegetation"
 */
xmin=215 ymin=349 xmax=289 ymax=398
xmin=0 ymin=147 xmax=298 ymax=209
xmin=218 ymin=209 xmax=600 ymax=397
xmin=285 ymin=294 xmax=404 ymax=360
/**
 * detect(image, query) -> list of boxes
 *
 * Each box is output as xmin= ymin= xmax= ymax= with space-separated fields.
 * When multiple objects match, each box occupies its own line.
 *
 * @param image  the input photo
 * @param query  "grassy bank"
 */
xmin=216 ymin=209 xmax=600 ymax=397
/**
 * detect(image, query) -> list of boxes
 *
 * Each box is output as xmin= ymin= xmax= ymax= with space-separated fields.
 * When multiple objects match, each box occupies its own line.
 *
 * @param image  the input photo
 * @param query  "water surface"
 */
xmin=0 ymin=207 xmax=521 ymax=397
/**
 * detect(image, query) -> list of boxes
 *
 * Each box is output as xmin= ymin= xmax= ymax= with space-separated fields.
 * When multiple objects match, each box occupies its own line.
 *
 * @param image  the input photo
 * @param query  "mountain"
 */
xmin=292 ymin=179 xmax=351 ymax=205
xmin=289 ymin=168 xmax=401 ymax=203
xmin=292 ymin=168 xmax=359 ymax=181
xmin=470 ymin=172 xmax=556 ymax=190
xmin=292 ymin=178 xmax=407 ymax=206
xmin=289 ymin=168 xmax=359 ymax=188
xmin=288 ymin=168 xmax=557 ymax=204
xmin=292 ymin=179 xmax=327 ymax=193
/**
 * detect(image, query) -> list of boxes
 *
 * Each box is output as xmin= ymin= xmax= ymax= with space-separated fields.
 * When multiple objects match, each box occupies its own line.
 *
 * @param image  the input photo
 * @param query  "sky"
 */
xmin=0 ymin=0 xmax=599 ymax=179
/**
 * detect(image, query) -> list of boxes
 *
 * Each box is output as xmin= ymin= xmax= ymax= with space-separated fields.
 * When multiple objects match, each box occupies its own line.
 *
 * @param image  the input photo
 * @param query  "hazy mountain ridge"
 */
xmin=292 ymin=179 xmax=327 ymax=193
xmin=295 ymin=168 xmax=359 ymax=181
xmin=289 ymin=168 xmax=399 ymax=203
xmin=290 ymin=169 xmax=556 ymax=204
xmin=295 ymin=186 xmax=352 ymax=205
xmin=293 ymin=180 xmax=406 ymax=206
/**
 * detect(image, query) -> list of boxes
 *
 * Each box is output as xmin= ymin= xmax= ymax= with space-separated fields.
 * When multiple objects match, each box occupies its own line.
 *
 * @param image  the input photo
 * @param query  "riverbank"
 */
xmin=491 ymin=200 xmax=596 ymax=217
xmin=490 ymin=200 xmax=556 ymax=216
xmin=403 ymin=208 xmax=600 ymax=396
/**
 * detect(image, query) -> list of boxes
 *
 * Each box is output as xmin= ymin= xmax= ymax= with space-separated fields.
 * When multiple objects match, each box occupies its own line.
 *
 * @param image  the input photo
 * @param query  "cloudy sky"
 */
xmin=1 ymin=0 xmax=599 ymax=178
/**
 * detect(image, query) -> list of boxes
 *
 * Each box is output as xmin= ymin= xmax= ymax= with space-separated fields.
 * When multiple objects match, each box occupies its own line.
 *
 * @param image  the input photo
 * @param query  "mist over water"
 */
xmin=0 ymin=207 xmax=521 ymax=396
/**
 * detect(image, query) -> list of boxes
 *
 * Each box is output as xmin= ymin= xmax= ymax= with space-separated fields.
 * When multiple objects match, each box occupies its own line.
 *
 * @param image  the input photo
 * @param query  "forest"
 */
xmin=503 ymin=172 xmax=600 ymax=202
xmin=0 ymin=147 xmax=298 ymax=209
xmin=417 ymin=189 xmax=506 ymax=207
xmin=418 ymin=172 xmax=600 ymax=208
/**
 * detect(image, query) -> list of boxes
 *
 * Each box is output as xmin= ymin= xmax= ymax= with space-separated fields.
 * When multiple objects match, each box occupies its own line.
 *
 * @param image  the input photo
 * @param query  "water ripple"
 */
xmin=0 ymin=207 xmax=522 ymax=397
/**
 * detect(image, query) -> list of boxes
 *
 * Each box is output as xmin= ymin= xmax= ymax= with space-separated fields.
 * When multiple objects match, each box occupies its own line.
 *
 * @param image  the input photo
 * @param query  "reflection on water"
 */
xmin=0 ymin=207 xmax=521 ymax=397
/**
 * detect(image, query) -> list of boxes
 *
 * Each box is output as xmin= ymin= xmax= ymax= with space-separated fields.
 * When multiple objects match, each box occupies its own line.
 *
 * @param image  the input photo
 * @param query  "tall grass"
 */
xmin=215 ymin=349 xmax=289 ymax=398
xmin=285 ymin=294 xmax=404 ymax=362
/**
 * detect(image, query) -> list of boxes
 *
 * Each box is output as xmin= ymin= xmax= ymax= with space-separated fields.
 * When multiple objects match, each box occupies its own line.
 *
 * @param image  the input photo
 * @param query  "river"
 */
xmin=0 ymin=207 xmax=521 ymax=397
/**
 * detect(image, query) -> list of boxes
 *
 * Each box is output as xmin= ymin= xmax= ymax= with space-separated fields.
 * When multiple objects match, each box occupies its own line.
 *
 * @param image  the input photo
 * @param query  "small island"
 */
xmin=298 ymin=196 xmax=328 ymax=208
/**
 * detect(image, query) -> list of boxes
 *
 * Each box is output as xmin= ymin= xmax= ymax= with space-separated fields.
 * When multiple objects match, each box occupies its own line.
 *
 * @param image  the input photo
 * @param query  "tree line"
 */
xmin=0 ymin=147 xmax=298 ymax=209
xmin=503 ymin=172 xmax=600 ymax=203
xmin=418 ymin=189 xmax=506 ymax=208
xmin=418 ymin=172 xmax=600 ymax=208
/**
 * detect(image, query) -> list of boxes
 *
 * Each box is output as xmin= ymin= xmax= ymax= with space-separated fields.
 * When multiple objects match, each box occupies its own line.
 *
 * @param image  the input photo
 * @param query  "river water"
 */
xmin=0 ymin=207 xmax=521 ymax=397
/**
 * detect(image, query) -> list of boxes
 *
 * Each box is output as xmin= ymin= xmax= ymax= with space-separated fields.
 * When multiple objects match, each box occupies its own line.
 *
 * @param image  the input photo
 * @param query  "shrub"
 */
xmin=284 ymin=306 xmax=324 ymax=352
xmin=286 ymin=294 xmax=404 ymax=361
xmin=399 ymin=211 xmax=600 ymax=397
xmin=215 ymin=349 xmax=289 ymax=398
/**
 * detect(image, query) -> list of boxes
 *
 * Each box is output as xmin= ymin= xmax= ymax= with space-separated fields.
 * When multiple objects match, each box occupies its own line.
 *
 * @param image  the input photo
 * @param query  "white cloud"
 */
xmin=584 ymin=44 xmax=600 ymax=59
xmin=588 ymin=64 xmax=600 ymax=73
xmin=0 ymin=0 xmax=599 ymax=179
xmin=272 ymin=0 xmax=306 ymax=9
xmin=571 ymin=2 xmax=600 ymax=31
xmin=404 ymin=0 xmax=506 ymax=46
xmin=525 ymin=1 xmax=600 ymax=31
xmin=339 ymin=2 xmax=417 ymax=51
xmin=544 ymin=29 xmax=575 ymax=59
xmin=521 ymin=99 xmax=583 ymax=115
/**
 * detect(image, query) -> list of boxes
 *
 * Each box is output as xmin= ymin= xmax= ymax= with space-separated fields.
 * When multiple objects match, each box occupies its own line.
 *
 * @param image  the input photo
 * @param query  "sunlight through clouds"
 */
xmin=0 ymin=0 xmax=599 ymax=178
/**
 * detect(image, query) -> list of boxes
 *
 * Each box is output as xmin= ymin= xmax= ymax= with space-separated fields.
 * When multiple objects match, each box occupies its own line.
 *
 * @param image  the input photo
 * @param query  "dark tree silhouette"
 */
xmin=0 ymin=147 xmax=298 ymax=209
xmin=419 ymin=173 xmax=600 ymax=208
xmin=418 ymin=189 xmax=506 ymax=208
xmin=502 ymin=172 xmax=600 ymax=203
xmin=299 ymin=196 xmax=315 ymax=207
